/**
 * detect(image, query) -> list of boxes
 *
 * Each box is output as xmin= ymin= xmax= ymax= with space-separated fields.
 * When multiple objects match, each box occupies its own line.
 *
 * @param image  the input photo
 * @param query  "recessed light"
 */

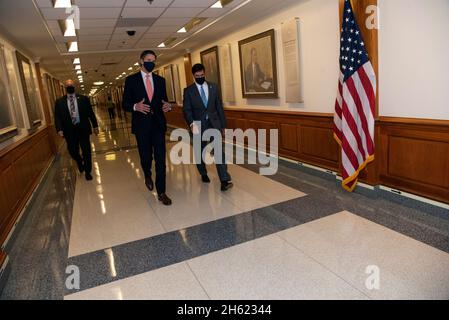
xmin=134 ymin=62 xmax=139 ymax=66
xmin=93 ymin=81 xmax=104 ymax=86
xmin=128 ymin=67 xmax=132 ymax=70
xmin=177 ymin=27 xmax=187 ymax=33
xmin=67 ymin=42 xmax=78 ymax=52
xmin=74 ymin=65 xmax=81 ymax=70
xmin=158 ymin=43 xmax=165 ymax=48
xmin=73 ymin=58 xmax=80 ymax=64
xmin=53 ymin=0 xmax=72 ymax=8
xmin=211 ymin=1 xmax=223 ymax=8
xmin=76 ymin=70 xmax=82 ymax=74
xmin=64 ymin=19 xmax=76 ymax=37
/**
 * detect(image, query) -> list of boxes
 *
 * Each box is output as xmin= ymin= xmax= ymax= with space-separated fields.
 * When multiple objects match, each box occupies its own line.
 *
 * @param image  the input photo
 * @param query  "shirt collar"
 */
xmin=141 ymin=70 xmax=152 ymax=78
xmin=195 ymin=81 xmax=207 ymax=89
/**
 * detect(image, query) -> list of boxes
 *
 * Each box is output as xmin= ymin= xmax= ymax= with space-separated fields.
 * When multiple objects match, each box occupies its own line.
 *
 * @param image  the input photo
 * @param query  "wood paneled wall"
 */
xmin=166 ymin=106 xmax=449 ymax=204
xmin=378 ymin=118 xmax=449 ymax=203
xmin=0 ymin=126 xmax=58 ymax=247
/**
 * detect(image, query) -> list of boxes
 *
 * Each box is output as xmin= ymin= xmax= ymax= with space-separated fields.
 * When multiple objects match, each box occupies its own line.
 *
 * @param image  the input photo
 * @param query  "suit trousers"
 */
xmin=194 ymin=121 xmax=231 ymax=183
xmin=135 ymin=123 xmax=166 ymax=195
xmin=66 ymin=125 xmax=92 ymax=174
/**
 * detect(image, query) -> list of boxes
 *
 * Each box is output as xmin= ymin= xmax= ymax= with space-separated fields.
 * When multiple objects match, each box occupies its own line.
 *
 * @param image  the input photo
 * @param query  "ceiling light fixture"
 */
xmin=211 ymin=1 xmax=223 ymax=8
xmin=73 ymin=58 xmax=80 ymax=64
xmin=53 ymin=0 xmax=72 ymax=8
xmin=63 ymin=19 xmax=76 ymax=37
xmin=76 ymin=70 xmax=82 ymax=74
xmin=74 ymin=65 xmax=81 ymax=70
xmin=177 ymin=27 xmax=187 ymax=33
xmin=67 ymin=41 xmax=78 ymax=52
xmin=158 ymin=42 xmax=165 ymax=48
xmin=94 ymin=81 xmax=104 ymax=86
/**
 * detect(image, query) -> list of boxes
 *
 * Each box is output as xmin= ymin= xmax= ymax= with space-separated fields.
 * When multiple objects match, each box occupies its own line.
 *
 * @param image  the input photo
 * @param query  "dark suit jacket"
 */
xmin=54 ymin=94 xmax=98 ymax=138
xmin=183 ymin=82 xmax=227 ymax=131
xmin=122 ymin=72 xmax=168 ymax=134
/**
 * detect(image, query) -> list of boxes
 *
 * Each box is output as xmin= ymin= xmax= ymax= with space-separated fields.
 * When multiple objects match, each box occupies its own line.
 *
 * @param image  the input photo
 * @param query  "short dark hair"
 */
xmin=140 ymin=50 xmax=157 ymax=60
xmin=192 ymin=63 xmax=205 ymax=74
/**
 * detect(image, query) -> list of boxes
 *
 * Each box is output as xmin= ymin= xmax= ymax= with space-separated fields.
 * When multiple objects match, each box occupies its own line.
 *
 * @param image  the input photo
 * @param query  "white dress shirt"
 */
xmin=133 ymin=71 xmax=154 ymax=111
xmin=195 ymin=81 xmax=209 ymax=101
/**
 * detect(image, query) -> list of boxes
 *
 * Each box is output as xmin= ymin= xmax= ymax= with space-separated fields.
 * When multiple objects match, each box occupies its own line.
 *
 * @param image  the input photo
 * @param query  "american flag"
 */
xmin=334 ymin=0 xmax=376 ymax=192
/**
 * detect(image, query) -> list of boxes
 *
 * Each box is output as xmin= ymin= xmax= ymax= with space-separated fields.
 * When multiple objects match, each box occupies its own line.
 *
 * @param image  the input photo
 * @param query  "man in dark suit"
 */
xmin=55 ymin=79 xmax=99 ymax=181
xmin=122 ymin=50 xmax=173 ymax=205
xmin=183 ymin=63 xmax=233 ymax=191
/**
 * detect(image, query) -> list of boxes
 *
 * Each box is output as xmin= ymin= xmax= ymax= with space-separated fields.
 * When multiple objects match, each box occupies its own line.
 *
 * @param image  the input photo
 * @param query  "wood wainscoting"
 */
xmin=166 ymin=106 xmax=449 ymax=204
xmin=378 ymin=117 xmax=449 ymax=204
xmin=0 ymin=126 xmax=59 ymax=247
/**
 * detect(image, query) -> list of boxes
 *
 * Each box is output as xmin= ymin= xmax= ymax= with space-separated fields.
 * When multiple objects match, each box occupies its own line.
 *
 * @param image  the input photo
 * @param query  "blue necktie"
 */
xmin=200 ymin=85 xmax=208 ymax=108
xmin=200 ymin=85 xmax=208 ymax=120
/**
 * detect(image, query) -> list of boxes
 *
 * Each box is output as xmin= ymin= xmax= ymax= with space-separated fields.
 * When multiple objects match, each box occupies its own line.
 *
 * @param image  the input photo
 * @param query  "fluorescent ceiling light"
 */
xmin=94 ymin=81 xmax=104 ymax=86
xmin=158 ymin=43 xmax=165 ymax=48
xmin=73 ymin=58 xmax=80 ymax=64
xmin=64 ymin=19 xmax=76 ymax=37
xmin=67 ymin=42 xmax=78 ymax=52
xmin=177 ymin=27 xmax=187 ymax=33
xmin=74 ymin=65 xmax=81 ymax=70
xmin=211 ymin=1 xmax=223 ymax=8
xmin=53 ymin=0 xmax=72 ymax=8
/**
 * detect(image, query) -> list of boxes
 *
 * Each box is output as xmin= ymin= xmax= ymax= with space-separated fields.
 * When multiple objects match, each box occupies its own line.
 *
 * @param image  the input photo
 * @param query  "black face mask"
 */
xmin=66 ymin=86 xmax=75 ymax=94
xmin=143 ymin=61 xmax=155 ymax=73
xmin=195 ymin=77 xmax=205 ymax=85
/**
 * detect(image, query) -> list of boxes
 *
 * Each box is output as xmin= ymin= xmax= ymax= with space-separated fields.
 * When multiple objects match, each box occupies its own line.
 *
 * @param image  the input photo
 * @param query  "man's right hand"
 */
xmin=190 ymin=123 xmax=200 ymax=135
xmin=134 ymin=98 xmax=151 ymax=114
xmin=58 ymin=131 xmax=64 ymax=138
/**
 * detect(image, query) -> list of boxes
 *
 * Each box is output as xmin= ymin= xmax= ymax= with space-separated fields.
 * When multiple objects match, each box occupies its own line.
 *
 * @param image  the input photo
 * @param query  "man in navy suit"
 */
xmin=122 ymin=50 xmax=173 ymax=205
xmin=55 ymin=79 xmax=98 ymax=181
xmin=183 ymin=63 xmax=233 ymax=191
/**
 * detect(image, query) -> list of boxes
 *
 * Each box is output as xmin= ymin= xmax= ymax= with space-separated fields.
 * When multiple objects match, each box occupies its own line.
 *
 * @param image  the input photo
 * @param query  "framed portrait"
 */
xmin=0 ymin=44 xmax=18 ymax=142
xmin=163 ymin=65 xmax=176 ymax=103
xmin=200 ymin=46 xmax=222 ymax=92
xmin=16 ymin=51 xmax=42 ymax=128
xmin=238 ymin=29 xmax=278 ymax=99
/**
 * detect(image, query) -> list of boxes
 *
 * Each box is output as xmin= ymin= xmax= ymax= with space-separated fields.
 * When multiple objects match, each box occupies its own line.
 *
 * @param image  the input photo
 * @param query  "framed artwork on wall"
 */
xmin=0 ymin=44 xmax=18 ymax=142
xmin=16 ymin=50 xmax=42 ymax=128
xmin=238 ymin=29 xmax=278 ymax=99
xmin=200 ymin=46 xmax=222 ymax=92
xmin=163 ymin=65 xmax=176 ymax=103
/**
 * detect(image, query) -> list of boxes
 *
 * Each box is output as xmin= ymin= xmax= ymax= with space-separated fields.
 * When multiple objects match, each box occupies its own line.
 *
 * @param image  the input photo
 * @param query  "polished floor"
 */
xmin=1 ymin=108 xmax=449 ymax=300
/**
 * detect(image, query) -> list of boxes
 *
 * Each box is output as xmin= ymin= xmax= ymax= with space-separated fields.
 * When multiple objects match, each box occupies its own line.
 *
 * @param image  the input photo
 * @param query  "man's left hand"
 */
xmin=162 ymin=100 xmax=172 ymax=113
xmin=94 ymin=127 xmax=99 ymax=135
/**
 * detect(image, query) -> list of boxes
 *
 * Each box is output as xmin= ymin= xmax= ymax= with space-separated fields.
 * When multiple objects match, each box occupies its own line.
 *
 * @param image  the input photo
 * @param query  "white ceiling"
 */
xmin=0 ymin=0 xmax=301 ymax=93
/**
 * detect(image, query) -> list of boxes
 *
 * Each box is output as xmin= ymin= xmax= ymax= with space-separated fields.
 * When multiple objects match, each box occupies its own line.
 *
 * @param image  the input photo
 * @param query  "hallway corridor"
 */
xmin=1 ymin=107 xmax=449 ymax=300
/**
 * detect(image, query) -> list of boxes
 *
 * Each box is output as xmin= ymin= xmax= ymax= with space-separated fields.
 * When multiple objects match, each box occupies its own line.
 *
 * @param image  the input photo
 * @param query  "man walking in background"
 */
xmin=55 ymin=79 xmax=99 ymax=181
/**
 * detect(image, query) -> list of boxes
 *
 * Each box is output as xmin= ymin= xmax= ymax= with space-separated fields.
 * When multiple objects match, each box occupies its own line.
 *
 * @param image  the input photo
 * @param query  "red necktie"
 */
xmin=146 ymin=75 xmax=153 ymax=101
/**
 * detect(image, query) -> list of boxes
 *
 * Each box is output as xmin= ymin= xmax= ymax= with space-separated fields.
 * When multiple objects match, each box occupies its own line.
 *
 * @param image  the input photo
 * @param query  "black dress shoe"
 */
xmin=85 ymin=172 xmax=93 ymax=181
xmin=158 ymin=193 xmax=172 ymax=206
xmin=221 ymin=181 xmax=233 ymax=191
xmin=145 ymin=177 xmax=154 ymax=191
xmin=201 ymin=175 xmax=210 ymax=183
